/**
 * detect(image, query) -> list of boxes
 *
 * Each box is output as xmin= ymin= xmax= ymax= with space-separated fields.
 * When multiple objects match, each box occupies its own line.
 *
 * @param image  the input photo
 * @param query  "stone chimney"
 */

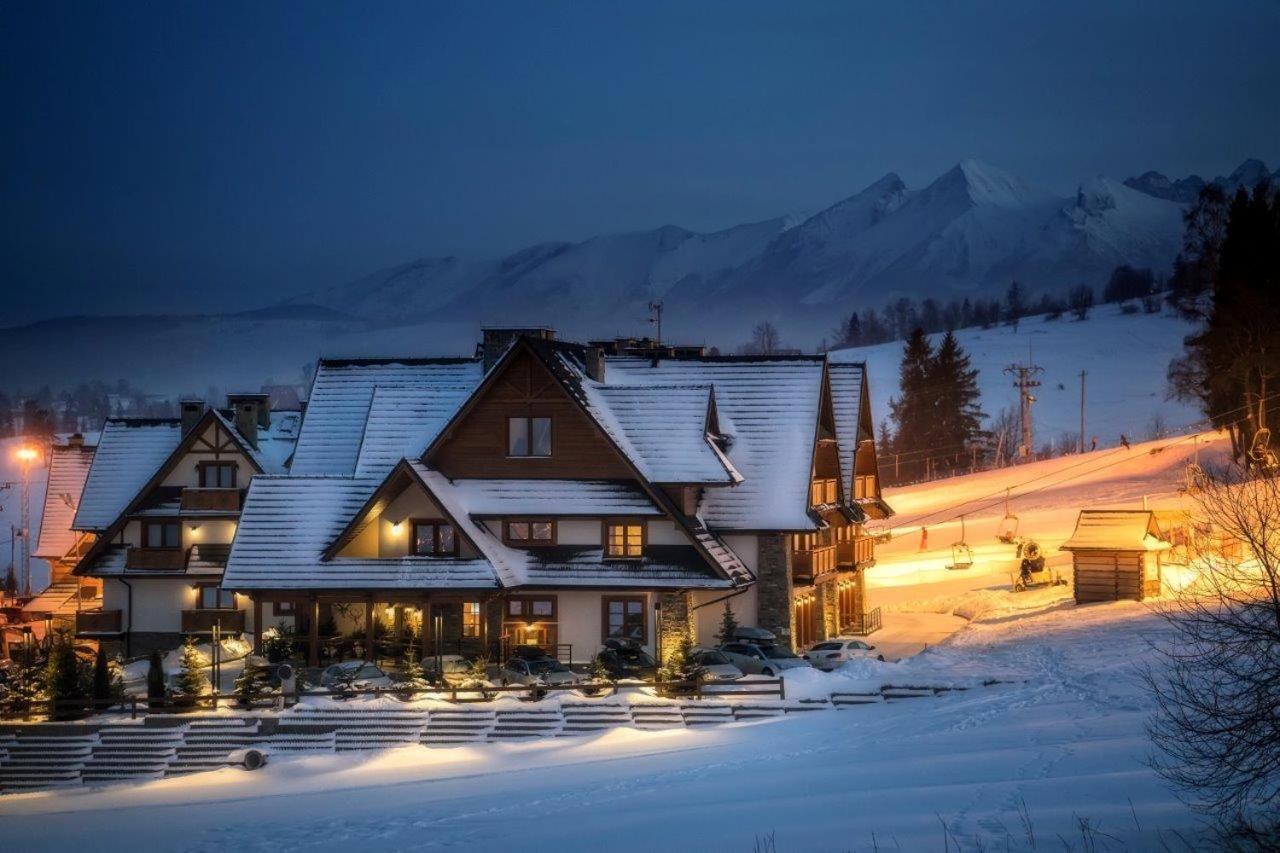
xmin=66 ymin=432 xmax=84 ymax=448
xmin=180 ymin=399 xmax=206 ymax=436
xmin=584 ymin=346 xmax=606 ymax=383
xmin=227 ymin=393 xmax=271 ymax=449
xmin=479 ymin=327 xmax=556 ymax=373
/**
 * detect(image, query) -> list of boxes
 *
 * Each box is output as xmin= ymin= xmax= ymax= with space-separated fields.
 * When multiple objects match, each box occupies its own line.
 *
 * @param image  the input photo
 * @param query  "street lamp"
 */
xmin=15 ymin=446 xmax=39 ymax=599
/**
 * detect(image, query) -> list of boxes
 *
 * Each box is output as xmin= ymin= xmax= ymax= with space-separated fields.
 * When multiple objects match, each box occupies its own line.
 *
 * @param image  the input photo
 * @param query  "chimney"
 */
xmin=479 ymin=326 xmax=556 ymax=373
xmin=180 ymin=399 xmax=206 ymax=436
xmin=227 ymin=393 xmax=270 ymax=449
xmin=584 ymin=346 xmax=606 ymax=382
xmin=66 ymin=432 xmax=84 ymax=449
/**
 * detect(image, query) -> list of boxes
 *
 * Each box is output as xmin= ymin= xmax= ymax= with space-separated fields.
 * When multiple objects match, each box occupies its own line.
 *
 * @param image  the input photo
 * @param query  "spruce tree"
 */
xmin=92 ymin=645 xmax=112 ymax=710
xmin=233 ymin=660 xmax=270 ymax=707
xmin=931 ymin=332 xmax=985 ymax=472
xmin=146 ymin=649 xmax=166 ymax=708
xmin=399 ymin=648 xmax=430 ymax=693
xmin=173 ymin=640 xmax=208 ymax=702
xmin=715 ymin=601 xmax=740 ymax=644
xmin=44 ymin=631 xmax=84 ymax=719
xmin=889 ymin=329 xmax=936 ymax=480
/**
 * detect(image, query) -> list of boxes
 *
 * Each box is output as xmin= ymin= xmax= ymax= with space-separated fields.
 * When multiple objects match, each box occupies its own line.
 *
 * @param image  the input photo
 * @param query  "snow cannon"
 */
xmin=227 ymin=748 xmax=269 ymax=771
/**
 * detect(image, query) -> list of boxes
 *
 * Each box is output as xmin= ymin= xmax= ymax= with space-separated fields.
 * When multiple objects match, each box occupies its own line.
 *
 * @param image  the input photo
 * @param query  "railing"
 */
xmin=125 ymin=547 xmax=186 ymax=571
xmin=842 ymin=606 xmax=883 ymax=636
xmin=181 ymin=609 xmax=246 ymax=634
xmin=810 ymin=478 xmax=838 ymax=506
xmin=75 ymin=609 xmax=123 ymax=635
xmin=792 ymin=545 xmax=837 ymax=580
xmin=837 ymin=535 xmax=875 ymax=567
xmin=180 ymin=487 xmax=243 ymax=512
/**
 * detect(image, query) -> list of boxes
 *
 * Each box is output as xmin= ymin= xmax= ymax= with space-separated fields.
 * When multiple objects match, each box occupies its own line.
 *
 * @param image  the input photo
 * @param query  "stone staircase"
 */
xmin=284 ymin=707 xmax=426 ymax=751
xmin=167 ymin=719 xmax=262 ymax=776
xmin=421 ymin=709 xmax=495 ymax=745
xmin=0 ymin=733 xmax=94 ymax=792
xmin=81 ymin=724 xmax=182 ymax=783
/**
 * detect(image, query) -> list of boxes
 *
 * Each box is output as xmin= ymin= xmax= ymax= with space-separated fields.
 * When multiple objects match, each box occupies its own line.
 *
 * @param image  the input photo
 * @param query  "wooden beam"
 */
xmin=420 ymin=594 xmax=430 ymax=659
xmin=251 ymin=595 xmax=262 ymax=655
xmin=364 ymin=597 xmax=375 ymax=662
xmin=308 ymin=596 xmax=320 ymax=668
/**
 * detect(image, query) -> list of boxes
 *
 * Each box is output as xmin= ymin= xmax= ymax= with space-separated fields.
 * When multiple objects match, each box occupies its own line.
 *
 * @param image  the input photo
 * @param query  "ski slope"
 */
xmin=831 ymin=305 xmax=1202 ymax=452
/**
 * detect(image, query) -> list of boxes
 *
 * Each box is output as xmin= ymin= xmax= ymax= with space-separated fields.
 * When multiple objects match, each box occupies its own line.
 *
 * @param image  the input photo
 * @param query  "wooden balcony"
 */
xmin=180 ymin=487 xmax=243 ymax=512
xmin=792 ymin=544 xmax=837 ymax=581
xmin=75 ymin=609 xmax=122 ymax=635
xmin=810 ymin=478 xmax=838 ymax=506
xmin=837 ymin=535 xmax=876 ymax=567
xmin=181 ymin=609 xmax=246 ymax=634
xmin=125 ymin=547 xmax=187 ymax=571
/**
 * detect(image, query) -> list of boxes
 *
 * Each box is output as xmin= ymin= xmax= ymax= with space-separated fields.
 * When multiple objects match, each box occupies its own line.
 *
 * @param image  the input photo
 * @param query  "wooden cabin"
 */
xmin=1061 ymin=510 xmax=1170 ymax=603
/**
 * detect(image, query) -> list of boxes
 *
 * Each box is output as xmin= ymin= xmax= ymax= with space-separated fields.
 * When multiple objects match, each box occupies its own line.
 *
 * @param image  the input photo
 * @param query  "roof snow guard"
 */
xmin=1060 ymin=510 xmax=1172 ymax=552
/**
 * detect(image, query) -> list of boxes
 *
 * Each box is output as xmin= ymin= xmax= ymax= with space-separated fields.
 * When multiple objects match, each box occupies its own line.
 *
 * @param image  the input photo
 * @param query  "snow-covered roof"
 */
xmin=606 ymin=356 xmax=825 ymax=530
xmin=827 ymin=362 xmax=864 ymax=501
xmin=1060 ymin=510 xmax=1171 ymax=552
xmin=34 ymin=436 xmax=98 ymax=559
xmin=580 ymin=383 xmax=740 ymax=485
xmin=353 ymin=383 xmax=476 ymax=478
xmin=21 ymin=580 xmax=82 ymax=617
xmin=291 ymin=358 xmax=482 ymax=476
xmin=223 ymin=474 xmax=498 ymax=591
xmin=448 ymin=479 xmax=661 ymax=517
xmin=214 ymin=408 xmax=301 ymax=474
xmin=73 ymin=419 xmax=182 ymax=532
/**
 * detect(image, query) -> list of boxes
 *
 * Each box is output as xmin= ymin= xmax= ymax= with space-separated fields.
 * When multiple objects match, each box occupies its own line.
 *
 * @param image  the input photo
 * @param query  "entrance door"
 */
xmin=793 ymin=595 xmax=816 ymax=648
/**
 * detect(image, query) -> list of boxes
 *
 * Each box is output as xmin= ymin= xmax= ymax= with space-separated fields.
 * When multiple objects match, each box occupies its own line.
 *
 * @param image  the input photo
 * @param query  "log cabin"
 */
xmin=1061 ymin=509 xmax=1170 ymax=603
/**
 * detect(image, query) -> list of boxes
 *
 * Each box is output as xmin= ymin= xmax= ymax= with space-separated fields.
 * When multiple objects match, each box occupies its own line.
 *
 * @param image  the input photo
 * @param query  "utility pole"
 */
xmin=1079 ymin=370 xmax=1087 ymax=454
xmin=17 ymin=447 xmax=37 ymax=598
xmin=648 ymin=301 xmax=664 ymax=346
xmin=1003 ymin=361 xmax=1044 ymax=460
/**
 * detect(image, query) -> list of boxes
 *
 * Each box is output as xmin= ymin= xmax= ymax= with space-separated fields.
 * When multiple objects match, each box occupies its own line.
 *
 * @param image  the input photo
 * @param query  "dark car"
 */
xmin=595 ymin=639 xmax=657 ymax=680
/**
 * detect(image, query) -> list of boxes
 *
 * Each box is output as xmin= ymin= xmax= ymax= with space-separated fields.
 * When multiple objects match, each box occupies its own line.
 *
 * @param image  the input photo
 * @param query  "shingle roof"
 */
xmin=580 ymin=383 xmax=740 ymax=485
xmin=72 ymin=420 xmax=182 ymax=532
xmin=291 ymin=358 xmax=482 ymax=476
xmin=353 ymin=383 xmax=476 ymax=478
xmin=606 ymin=357 xmax=825 ymax=531
xmin=1060 ymin=510 xmax=1171 ymax=552
xmin=213 ymin=408 xmax=301 ymax=474
xmin=223 ymin=474 xmax=498 ymax=590
xmin=448 ymin=479 xmax=661 ymax=516
xmin=34 ymin=437 xmax=98 ymax=559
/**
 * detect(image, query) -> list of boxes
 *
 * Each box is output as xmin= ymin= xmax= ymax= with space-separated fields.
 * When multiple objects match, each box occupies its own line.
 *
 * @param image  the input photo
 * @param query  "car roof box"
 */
xmin=731 ymin=626 xmax=777 ymax=644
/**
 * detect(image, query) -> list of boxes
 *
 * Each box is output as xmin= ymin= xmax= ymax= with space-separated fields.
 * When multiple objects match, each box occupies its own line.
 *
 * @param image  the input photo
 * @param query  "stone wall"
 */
xmin=657 ymin=591 xmax=692 ymax=664
xmin=816 ymin=579 xmax=839 ymax=640
xmin=755 ymin=534 xmax=794 ymax=648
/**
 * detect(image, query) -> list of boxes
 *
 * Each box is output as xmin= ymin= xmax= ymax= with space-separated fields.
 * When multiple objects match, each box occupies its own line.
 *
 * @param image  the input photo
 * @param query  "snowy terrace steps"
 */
xmin=0 ymin=732 xmax=97 ymax=792
xmin=167 ymin=718 xmax=263 ymax=776
xmin=80 ymin=723 xmax=184 ymax=783
xmin=421 ymin=708 xmax=496 ymax=745
xmin=282 ymin=706 xmax=427 ymax=751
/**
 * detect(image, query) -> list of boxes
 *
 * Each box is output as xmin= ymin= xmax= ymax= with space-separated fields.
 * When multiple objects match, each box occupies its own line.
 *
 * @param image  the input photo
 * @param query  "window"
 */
xmin=143 ymin=520 xmax=181 ymax=549
xmin=198 ymin=461 xmax=237 ymax=488
xmin=412 ymin=521 xmax=457 ymax=556
xmin=602 ymin=596 xmax=647 ymax=643
xmin=272 ymin=601 xmax=295 ymax=616
xmin=605 ymin=522 xmax=644 ymax=559
xmin=504 ymin=519 xmax=555 ymax=545
xmin=197 ymin=584 xmax=236 ymax=610
xmin=506 ymin=596 xmax=556 ymax=621
xmin=507 ymin=416 xmax=552 ymax=457
xmin=462 ymin=601 xmax=481 ymax=638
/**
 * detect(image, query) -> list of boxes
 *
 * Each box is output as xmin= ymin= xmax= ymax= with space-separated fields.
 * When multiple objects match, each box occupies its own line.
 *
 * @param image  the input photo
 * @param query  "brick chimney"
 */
xmin=227 ymin=393 xmax=270 ymax=449
xmin=180 ymin=399 xmax=206 ymax=436
xmin=479 ymin=327 xmax=556 ymax=373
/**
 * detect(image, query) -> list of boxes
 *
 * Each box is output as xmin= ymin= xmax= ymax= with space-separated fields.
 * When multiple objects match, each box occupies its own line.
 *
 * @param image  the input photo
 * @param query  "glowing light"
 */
xmin=391 ymin=520 xmax=404 ymax=535
xmin=15 ymin=446 xmax=38 ymax=462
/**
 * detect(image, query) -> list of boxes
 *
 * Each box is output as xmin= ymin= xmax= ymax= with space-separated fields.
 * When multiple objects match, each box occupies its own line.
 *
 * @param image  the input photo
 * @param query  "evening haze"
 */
xmin=3 ymin=1 xmax=1278 ymax=325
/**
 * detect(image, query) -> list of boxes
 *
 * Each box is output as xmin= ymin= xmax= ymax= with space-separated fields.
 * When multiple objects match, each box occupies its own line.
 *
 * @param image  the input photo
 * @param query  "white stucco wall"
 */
xmin=689 ymin=534 xmax=760 ymax=646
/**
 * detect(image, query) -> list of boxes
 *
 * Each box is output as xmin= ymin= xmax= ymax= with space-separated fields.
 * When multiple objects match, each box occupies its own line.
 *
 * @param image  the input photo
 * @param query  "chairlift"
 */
xmin=946 ymin=515 xmax=974 ymax=571
xmin=996 ymin=487 xmax=1020 ymax=544
xmin=1249 ymin=426 xmax=1279 ymax=473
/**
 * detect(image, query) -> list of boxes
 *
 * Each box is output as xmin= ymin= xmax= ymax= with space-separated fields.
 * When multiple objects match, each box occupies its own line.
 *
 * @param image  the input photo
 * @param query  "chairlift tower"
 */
xmin=1004 ymin=362 xmax=1044 ymax=459
xmin=647 ymin=301 xmax=664 ymax=345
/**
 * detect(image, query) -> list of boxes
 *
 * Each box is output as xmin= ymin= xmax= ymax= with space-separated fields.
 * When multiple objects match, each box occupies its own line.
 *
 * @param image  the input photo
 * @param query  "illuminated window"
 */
xmin=462 ymin=601 xmax=481 ymax=637
xmin=605 ymin=522 xmax=644 ymax=559
xmin=505 ymin=519 xmax=555 ymax=545
xmin=412 ymin=521 xmax=457 ymax=556
xmin=507 ymin=417 xmax=552 ymax=457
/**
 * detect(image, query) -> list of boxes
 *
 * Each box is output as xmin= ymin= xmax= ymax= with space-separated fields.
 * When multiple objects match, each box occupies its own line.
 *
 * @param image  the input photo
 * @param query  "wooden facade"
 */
xmin=1072 ymin=552 xmax=1161 ymax=603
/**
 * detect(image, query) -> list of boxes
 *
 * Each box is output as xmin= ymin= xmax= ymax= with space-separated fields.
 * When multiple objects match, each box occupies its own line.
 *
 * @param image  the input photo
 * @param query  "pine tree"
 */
xmin=44 ymin=631 xmax=84 ymax=719
xmin=399 ymin=648 xmax=430 ymax=693
xmin=715 ymin=601 xmax=740 ymax=644
xmin=9 ymin=644 xmax=45 ymax=711
xmin=233 ymin=660 xmax=271 ymax=707
xmin=173 ymin=640 xmax=208 ymax=702
xmin=146 ymin=649 xmax=166 ymax=708
xmin=92 ymin=645 xmax=112 ymax=710
xmin=931 ymin=332 xmax=986 ymax=472
xmin=889 ymin=329 xmax=936 ymax=480
xmin=1005 ymin=281 xmax=1026 ymax=327
xmin=658 ymin=632 xmax=698 ymax=686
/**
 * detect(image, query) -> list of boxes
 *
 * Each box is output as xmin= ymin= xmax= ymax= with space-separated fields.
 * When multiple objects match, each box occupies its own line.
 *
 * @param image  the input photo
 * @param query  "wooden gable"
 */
xmin=427 ymin=346 xmax=635 ymax=480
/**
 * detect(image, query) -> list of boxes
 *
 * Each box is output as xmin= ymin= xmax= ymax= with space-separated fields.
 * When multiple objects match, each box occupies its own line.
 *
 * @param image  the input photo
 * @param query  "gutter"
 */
xmin=689 ymin=582 xmax=753 ymax=612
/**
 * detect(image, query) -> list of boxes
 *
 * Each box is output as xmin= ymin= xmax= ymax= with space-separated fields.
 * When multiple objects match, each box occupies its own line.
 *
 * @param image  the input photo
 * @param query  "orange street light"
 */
xmin=15 ymin=446 xmax=38 ymax=462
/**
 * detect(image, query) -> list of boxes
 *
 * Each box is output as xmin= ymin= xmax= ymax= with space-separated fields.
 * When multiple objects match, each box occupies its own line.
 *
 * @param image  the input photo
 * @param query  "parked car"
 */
xmin=803 ymin=638 xmax=883 ymax=671
xmin=686 ymin=647 xmax=743 ymax=681
xmin=499 ymin=656 xmax=583 ymax=688
xmin=718 ymin=641 xmax=811 ymax=676
xmin=595 ymin=639 xmax=657 ymax=680
xmin=320 ymin=660 xmax=394 ymax=690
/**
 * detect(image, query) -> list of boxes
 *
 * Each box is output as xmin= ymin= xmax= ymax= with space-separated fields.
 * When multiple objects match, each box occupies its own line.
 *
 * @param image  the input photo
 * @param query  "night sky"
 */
xmin=3 ymin=1 xmax=1277 ymax=324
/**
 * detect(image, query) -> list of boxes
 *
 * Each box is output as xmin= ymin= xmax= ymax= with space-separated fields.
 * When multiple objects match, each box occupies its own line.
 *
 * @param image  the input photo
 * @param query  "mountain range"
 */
xmin=2 ymin=157 xmax=1274 ymax=394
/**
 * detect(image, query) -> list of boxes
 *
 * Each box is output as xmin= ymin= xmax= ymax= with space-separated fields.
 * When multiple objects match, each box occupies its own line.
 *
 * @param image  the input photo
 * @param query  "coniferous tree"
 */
xmin=931 ymin=332 xmax=986 ymax=472
xmin=889 ymin=329 xmax=936 ymax=480
xmin=146 ymin=649 xmax=166 ymax=708
xmin=92 ymin=645 xmax=112 ymax=710
xmin=399 ymin=648 xmax=430 ymax=693
xmin=1005 ymin=281 xmax=1026 ymax=326
xmin=715 ymin=601 xmax=740 ymax=644
xmin=44 ymin=631 xmax=84 ymax=719
xmin=172 ymin=640 xmax=207 ymax=703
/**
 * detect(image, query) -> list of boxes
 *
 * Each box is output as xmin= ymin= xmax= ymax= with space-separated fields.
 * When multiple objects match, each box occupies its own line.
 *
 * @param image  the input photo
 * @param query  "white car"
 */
xmin=803 ymin=639 xmax=884 ymax=671
xmin=687 ymin=647 xmax=744 ymax=682
xmin=718 ymin=641 xmax=811 ymax=676
xmin=320 ymin=660 xmax=394 ymax=690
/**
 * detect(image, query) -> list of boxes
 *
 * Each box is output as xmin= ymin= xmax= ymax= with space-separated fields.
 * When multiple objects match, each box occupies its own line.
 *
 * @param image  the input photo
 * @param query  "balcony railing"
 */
xmin=75 ymin=609 xmax=123 ymax=635
xmin=837 ymin=535 xmax=876 ymax=567
xmin=180 ymin=487 xmax=243 ymax=512
xmin=125 ymin=547 xmax=187 ymax=571
xmin=841 ymin=606 xmax=882 ymax=636
xmin=792 ymin=544 xmax=837 ymax=580
xmin=810 ymin=478 xmax=838 ymax=506
xmin=181 ymin=609 xmax=246 ymax=634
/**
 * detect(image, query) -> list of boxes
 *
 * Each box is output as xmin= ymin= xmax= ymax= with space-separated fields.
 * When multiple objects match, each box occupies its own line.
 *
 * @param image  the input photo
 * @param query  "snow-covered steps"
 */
xmin=166 ymin=718 xmax=264 ymax=776
xmin=488 ymin=710 xmax=562 ymax=740
xmin=422 ymin=709 xmax=495 ymax=746
xmin=830 ymin=692 xmax=884 ymax=708
xmin=880 ymin=687 xmax=937 ymax=701
xmin=81 ymin=724 xmax=185 ymax=784
xmin=267 ymin=730 xmax=338 ymax=754
xmin=0 ymin=734 xmax=97 ymax=793
xmin=284 ymin=707 xmax=426 ymax=751
xmin=731 ymin=705 xmax=786 ymax=721
xmin=559 ymin=703 xmax=632 ymax=733
xmin=782 ymin=700 xmax=830 ymax=714
xmin=679 ymin=703 xmax=735 ymax=726
xmin=630 ymin=706 xmax=686 ymax=730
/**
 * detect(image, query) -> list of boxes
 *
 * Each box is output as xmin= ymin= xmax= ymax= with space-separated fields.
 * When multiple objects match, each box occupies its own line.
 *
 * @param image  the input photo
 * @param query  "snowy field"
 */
xmin=831 ymin=305 xmax=1201 ymax=451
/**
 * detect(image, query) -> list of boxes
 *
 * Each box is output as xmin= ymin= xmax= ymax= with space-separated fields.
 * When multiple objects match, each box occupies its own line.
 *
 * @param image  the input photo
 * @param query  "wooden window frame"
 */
xmin=197 ymin=460 xmax=238 ymax=489
xmin=601 ymin=595 xmax=648 ymax=644
xmin=506 ymin=415 xmax=553 ymax=458
xmin=503 ymin=518 xmax=557 ymax=546
xmin=505 ymin=595 xmax=557 ymax=622
xmin=142 ymin=519 xmax=182 ymax=550
xmin=603 ymin=519 xmax=646 ymax=560
xmin=461 ymin=600 xmax=482 ymax=638
xmin=410 ymin=519 xmax=459 ymax=557
xmin=195 ymin=583 xmax=236 ymax=611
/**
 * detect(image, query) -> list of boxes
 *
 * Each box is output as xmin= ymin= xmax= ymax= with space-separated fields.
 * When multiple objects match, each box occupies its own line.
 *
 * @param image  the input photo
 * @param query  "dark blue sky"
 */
xmin=3 ymin=1 xmax=1277 ymax=324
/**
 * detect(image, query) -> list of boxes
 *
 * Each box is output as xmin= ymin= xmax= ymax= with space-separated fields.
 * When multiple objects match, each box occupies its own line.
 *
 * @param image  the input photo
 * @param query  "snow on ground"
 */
xmin=832 ymin=305 xmax=1201 ymax=451
xmin=0 ymin=435 xmax=50 ymax=594
xmin=0 ymin=597 xmax=1203 ymax=851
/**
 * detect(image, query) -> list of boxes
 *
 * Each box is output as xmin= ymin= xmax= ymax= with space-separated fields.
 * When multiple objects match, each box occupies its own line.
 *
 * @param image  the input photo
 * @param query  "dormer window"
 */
xmin=505 ymin=519 xmax=555 ymax=545
xmin=412 ymin=521 xmax=457 ymax=556
xmin=198 ymin=461 xmax=237 ymax=488
xmin=508 ymin=416 xmax=552 ymax=457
